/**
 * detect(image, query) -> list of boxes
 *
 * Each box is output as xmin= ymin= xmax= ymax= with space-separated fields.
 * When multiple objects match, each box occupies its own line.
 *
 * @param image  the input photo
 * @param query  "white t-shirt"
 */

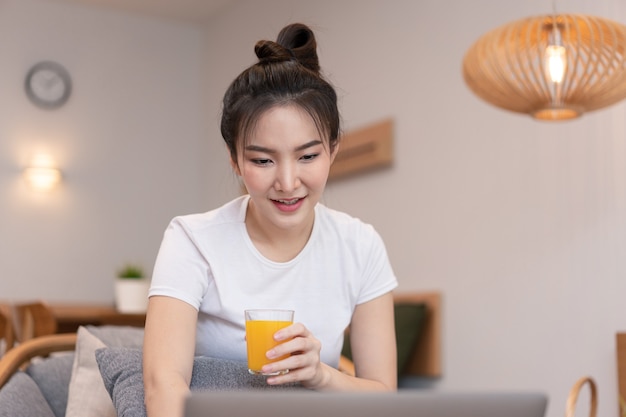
xmin=149 ymin=195 xmax=398 ymax=368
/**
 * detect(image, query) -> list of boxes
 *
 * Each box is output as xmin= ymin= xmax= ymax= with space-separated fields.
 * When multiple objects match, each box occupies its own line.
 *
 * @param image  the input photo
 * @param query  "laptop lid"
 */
xmin=184 ymin=390 xmax=548 ymax=417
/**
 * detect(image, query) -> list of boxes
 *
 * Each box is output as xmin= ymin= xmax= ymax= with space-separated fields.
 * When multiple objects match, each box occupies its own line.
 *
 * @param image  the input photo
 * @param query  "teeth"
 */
xmin=276 ymin=199 xmax=298 ymax=205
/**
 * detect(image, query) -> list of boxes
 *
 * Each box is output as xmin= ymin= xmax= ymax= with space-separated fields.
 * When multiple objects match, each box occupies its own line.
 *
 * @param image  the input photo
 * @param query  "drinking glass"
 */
xmin=245 ymin=309 xmax=294 ymax=375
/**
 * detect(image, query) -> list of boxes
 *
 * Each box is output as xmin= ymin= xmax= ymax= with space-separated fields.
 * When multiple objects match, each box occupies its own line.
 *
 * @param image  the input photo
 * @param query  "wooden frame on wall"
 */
xmin=329 ymin=118 xmax=394 ymax=180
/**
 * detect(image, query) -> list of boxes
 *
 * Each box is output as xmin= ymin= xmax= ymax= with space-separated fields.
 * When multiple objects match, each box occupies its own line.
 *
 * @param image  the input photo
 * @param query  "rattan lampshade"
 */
xmin=462 ymin=14 xmax=626 ymax=121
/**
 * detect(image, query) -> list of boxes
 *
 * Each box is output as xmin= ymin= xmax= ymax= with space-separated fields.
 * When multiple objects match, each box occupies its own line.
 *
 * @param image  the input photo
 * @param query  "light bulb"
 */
xmin=545 ymin=44 xmax=567 ymax=83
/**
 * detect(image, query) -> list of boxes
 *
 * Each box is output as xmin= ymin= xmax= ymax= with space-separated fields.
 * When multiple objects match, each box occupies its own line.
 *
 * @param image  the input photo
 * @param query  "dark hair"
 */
xmin=220 ymin=23 xmax=340 ymax=164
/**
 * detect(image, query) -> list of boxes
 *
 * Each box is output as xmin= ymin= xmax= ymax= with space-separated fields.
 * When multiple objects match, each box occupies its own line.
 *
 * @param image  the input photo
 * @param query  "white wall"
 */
xmin=203 ymin=1 xmax=626 ymax=417
xmin=0 ymin=0 xmax=213 ymax=301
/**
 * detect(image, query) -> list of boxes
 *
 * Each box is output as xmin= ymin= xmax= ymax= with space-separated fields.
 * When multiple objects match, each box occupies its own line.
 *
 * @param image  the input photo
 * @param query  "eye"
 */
xmin=251 ymin=158 xmax=273 ymax=166
xmin=300 ymin=153 xmax=319 ymax=162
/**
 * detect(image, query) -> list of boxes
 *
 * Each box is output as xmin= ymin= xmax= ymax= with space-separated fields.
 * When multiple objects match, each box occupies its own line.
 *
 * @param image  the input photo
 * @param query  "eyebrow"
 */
xmin=245 ymin=139 xmax=323 ymax=154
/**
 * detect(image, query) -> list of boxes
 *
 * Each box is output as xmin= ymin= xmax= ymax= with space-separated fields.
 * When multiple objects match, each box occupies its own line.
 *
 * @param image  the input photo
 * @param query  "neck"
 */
xmin=245 ymin=201 xmax=314 ymax=263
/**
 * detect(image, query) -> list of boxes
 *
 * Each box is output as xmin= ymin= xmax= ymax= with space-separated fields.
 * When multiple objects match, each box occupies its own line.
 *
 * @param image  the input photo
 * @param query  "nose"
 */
xmin=274 ymin=161 xmax=301 ymax=192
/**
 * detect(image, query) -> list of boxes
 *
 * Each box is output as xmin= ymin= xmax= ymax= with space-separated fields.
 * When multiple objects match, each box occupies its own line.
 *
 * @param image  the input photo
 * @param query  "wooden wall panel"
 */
xmin=329 ymin=118 xmax=394 ymax=180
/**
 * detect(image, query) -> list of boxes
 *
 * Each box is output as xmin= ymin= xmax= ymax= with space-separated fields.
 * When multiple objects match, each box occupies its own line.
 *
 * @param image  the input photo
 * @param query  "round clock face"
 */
xmin=25 ymin=61 xmax=72 ymax=109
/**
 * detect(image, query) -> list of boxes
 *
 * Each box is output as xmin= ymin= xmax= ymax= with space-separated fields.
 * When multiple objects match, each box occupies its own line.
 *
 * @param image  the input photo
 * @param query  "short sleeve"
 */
xmin=149 ymin=217 xmax=211 ymax=310
xmin=355 ymin=224 xmax=398 ymax=304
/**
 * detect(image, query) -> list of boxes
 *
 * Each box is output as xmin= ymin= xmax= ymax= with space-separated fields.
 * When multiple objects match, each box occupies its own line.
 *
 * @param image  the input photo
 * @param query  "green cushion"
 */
xmin=341 ymin=302 xmax=427 ymax=375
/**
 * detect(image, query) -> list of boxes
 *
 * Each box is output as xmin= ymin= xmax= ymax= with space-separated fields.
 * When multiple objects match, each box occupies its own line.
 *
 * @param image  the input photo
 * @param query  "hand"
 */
xmin=261 ymin=322 xmax=330 ymax=389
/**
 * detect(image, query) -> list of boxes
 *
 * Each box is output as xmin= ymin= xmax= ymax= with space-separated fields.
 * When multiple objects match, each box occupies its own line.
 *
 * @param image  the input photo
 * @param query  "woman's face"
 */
xmin=232 ymin=105 xmax=337 ymax=234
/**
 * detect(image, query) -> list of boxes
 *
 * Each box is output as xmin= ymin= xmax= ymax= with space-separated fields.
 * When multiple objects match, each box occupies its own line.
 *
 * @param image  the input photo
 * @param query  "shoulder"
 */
xmin=315 ymin=204 xmax=381 ymax=243
xmin=168 ymin=195 xmax=248 ymax=234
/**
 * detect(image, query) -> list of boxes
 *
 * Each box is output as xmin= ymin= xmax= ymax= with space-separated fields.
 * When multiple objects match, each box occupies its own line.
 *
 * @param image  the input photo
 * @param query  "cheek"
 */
xmin=305 ymin=164 xmax=331 ymax=190
xmin=240 ymin=168 xmax=268 ymax=192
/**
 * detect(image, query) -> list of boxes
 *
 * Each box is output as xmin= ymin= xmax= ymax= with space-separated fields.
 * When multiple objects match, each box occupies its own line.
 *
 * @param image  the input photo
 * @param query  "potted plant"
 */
xmin=114 ymin=264 xmax=149 ymax=313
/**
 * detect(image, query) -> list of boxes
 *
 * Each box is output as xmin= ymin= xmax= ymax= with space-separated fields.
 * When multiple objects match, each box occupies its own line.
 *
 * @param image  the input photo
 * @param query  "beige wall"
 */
xmin=2 ymin=0 xmax=626 ymax=416
xmin=0 ymin=0 xmax=215 ymax=301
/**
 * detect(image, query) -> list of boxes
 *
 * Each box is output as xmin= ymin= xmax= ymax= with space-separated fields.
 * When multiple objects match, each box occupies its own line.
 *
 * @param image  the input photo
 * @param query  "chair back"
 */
xmin=0 ymin=305 xmax=15 ymax=355
xmin=11 ymin=301 xmax=57 ymax=343
xmin=0 ymin=310 xmax=6 ymax=355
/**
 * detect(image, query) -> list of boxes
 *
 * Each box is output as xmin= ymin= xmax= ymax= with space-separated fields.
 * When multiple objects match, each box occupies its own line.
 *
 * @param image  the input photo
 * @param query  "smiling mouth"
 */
xmin=270 ymin=196 xmax=307 ymax=213
xmin=273 ymin=198 xmax=301 ymax=205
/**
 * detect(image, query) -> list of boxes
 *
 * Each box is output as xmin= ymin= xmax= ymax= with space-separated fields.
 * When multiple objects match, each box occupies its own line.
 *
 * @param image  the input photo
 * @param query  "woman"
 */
xmin=143 ymin=22 xmax=398 ymax=417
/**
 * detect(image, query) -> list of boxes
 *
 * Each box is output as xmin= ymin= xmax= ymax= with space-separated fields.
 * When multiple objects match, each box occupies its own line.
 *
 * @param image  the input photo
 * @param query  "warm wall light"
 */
xmin=24 ymin=154 xmax=62 ymax=191
xmin=462 ymin=14 xmax=626 ymax=121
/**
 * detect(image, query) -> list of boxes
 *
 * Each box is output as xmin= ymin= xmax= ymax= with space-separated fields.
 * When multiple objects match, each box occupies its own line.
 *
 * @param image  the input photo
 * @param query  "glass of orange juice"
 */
xmin=245 ymin=309 xmax=294 ymax=375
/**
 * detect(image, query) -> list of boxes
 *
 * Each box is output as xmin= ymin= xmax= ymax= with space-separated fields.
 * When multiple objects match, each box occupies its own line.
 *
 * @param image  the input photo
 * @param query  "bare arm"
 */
xmin=344 ymin=291 xmax=397 ymax=389
xmin=263 ymin=291 xmax=397 ymax=391
xmin=143 ymin=295 xmax=198 ymax=417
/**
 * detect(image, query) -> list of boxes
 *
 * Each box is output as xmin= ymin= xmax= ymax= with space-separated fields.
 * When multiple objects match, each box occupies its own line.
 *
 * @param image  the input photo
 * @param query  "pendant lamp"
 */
xmin=462 ymin=14 xmax=626 ymax=121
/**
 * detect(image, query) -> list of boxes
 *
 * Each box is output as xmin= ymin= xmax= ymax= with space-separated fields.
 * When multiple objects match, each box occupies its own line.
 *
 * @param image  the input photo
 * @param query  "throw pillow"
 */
xmin=26 ymin=353 xmax=75 ymax=417
xmin=341 ymin=302 xmax=427 ymax=375
xmin=0 ymin=372 xmax=56 ymax=417
xmin=96 ymin=347 xmax=302 ymax=417
xmin=65 ymin=326 xmax=144 ymax=417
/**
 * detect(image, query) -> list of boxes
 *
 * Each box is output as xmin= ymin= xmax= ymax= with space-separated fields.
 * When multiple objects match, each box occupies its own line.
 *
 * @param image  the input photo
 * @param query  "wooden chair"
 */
xmin=11 ymin=301 xmax=58 ymax=343
xmin=566 ymin=376 xmax=597 ymax=417
xmin=0 ymin=310 xmax=7 ymax=356
xmin=0 ymin=333 xmax=76 ymax=389
xmin=0 ymin=304 xmax=15 ymax=355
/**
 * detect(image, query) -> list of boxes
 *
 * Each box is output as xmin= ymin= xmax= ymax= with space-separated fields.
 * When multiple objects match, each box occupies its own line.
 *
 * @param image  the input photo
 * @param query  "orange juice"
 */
xmin=245 ymin=319 xmax=292 ymax=374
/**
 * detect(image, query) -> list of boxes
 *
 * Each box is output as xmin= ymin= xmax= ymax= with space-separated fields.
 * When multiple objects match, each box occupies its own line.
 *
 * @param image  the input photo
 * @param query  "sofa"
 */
xmin=0 ymin=292 xmax=441 ymax=417
xmin=0 ymin=325 xmax=309 ymax=417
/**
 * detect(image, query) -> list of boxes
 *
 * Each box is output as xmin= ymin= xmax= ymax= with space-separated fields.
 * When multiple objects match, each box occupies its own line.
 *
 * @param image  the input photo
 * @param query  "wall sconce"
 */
xmin=24 ymin=154 xmax=62 ymax=191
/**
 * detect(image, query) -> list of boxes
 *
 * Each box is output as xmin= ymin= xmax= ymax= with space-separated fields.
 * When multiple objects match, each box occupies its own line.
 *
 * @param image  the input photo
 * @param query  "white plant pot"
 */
xmin=115 ymin=279 xmax=150 ymax=313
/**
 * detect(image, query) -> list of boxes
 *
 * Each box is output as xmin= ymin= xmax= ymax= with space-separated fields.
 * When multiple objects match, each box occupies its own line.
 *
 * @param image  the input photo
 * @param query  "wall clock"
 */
xmin=25 ymin=61 xmax=72 ymax=109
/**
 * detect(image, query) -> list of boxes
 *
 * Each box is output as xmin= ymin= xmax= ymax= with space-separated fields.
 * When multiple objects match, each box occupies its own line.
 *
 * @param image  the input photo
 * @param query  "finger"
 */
xmin=266 ymin=369 xmax=301 ymax=385
xmin=267 ymin=336 xmax=309 ymax=359
xmin=265 ymin=358 xmax=317 ymax=386
xmin=264 ymin=348 xmax=314 ymax=375
xmin=263 ymin=360 xmax=306 ymax=384
xmin=274 ymin=323 xmax=306 ymax=341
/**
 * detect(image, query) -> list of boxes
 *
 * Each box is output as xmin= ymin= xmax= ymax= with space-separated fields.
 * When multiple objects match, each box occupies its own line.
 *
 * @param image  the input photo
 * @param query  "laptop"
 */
xmin=184 ymin=389 xmax=548 ymax=417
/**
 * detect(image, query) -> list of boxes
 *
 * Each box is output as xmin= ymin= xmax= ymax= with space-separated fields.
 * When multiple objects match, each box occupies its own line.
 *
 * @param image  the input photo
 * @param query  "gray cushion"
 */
xmin=26 ymin=353 xmax=74 ymax=417
xmin=96 ymin=347 xmax=302 ymax=417
xmin=65 ymin=325 xmax=145 ymax=417
xmin=86 ymin=325 xmax=144 ymax=348
xmin=0 ymin=371 xmax=57 ymax=417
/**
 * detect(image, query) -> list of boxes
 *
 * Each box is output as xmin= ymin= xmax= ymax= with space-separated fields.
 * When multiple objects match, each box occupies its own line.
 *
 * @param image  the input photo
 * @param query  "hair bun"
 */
xmin=254 ymin=23 xmax=320 ymax=74
xmin=254 ymin=40 xmax=294 ymax=64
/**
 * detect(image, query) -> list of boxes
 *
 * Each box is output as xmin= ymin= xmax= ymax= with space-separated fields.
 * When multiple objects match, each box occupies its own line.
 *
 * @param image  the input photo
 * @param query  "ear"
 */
xmin=230 ymin=154 xmax=242 ymax=176
xmin=329 ymin=142 xmax=340 ymax=165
